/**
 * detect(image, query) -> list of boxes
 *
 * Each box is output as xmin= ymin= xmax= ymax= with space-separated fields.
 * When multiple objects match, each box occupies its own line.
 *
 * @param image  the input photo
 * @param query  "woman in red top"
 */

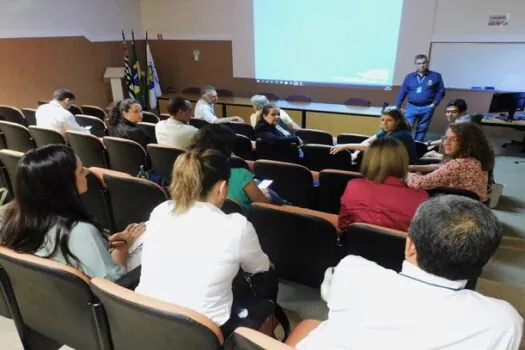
xmin=338 ymin=138 xmax=429 ymax=232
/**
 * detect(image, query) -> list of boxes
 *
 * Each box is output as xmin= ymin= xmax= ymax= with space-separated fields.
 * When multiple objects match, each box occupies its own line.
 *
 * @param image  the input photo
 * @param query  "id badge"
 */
xmin=416 ymin=86 xmax=422 ymax=94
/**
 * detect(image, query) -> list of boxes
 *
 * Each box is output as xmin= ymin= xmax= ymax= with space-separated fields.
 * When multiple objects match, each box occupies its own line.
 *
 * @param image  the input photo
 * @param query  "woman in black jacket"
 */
xmin=107 ymin=99 xmax=152 ymax=149
xmin=254 ymin=104 xmax=301 ymax=146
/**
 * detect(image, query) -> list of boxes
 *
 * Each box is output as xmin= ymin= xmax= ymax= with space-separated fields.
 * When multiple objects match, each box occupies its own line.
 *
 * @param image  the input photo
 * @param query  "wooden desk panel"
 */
xmin=281 ymin=109 xmax=302 ymax=126
xmin=306 ymin=112 xmax=379 ymax=135
xmin=226 ymin=105 xmax=253 ymax=124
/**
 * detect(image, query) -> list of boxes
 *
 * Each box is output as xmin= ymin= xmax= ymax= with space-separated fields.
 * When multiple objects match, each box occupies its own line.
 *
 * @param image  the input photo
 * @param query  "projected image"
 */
xmin=253 ymin=0 xmax=404 ymax=86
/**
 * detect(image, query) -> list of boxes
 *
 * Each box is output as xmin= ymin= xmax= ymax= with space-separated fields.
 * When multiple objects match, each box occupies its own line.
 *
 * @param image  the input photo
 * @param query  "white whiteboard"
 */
xmin=429 ymin=42 xmax=525 ymax=91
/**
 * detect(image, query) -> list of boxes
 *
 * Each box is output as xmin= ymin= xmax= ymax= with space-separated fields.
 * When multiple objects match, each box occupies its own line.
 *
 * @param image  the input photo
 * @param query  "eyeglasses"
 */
xmin=442 ymin=136 xmax=459 ymax=142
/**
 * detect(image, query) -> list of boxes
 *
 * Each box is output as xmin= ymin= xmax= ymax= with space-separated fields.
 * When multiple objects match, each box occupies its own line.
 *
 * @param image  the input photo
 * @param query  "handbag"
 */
xmin=136 ymin=165 xmax=163 ymax=186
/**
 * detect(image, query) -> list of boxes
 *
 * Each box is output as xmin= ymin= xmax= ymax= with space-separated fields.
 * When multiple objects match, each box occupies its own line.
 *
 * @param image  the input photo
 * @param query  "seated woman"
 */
xmin=407 ymin=122 xmax=494 ymax=201
xmin=0 ymin=144 xmax=144 ymax=281
xmin=136 ymin=149 xmax=271 ymax=335
xmin=189 ymin=124 xmax=271 ymax=210
xmin=254 ymin=104 xmax=302 ymax=146
xmin=339 ymin=138 xmax=429 ymax=232
xmin=250 ymin=95 xmax=300 ymax=131
xmin=107 ymin=98 xmax=152 ymax=149
xmin=330 ymin=107 xmax=418 ymax=164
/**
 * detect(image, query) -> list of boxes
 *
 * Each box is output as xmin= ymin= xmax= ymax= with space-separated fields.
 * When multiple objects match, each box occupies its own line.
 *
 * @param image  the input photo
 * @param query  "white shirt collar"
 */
xmin=50 ymin=100 xmax=67 ymax=110
xmin=400 ymin=261 xmax=468 ymax=291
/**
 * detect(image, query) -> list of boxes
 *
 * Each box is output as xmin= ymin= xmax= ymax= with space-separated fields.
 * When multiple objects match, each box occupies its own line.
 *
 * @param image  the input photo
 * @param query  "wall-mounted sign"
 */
xmin=488 ymin=14 xmax=509 ymax=26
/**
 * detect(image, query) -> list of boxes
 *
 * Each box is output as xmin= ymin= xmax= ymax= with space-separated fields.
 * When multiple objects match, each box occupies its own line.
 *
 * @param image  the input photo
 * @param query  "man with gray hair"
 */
xmin=249 ymin=94 xmax=300 ymax=130
xmin=194 ymin=85 xmax=244 ymax=124
xmin=294 ymin=195 xmax=523 ymax=350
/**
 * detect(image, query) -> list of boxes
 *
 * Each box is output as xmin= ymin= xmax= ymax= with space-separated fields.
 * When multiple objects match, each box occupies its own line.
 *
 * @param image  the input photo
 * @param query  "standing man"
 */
xmin=395 ymin=54 xmax=446 ymax=141
xmin=194 ymin=85 xmax=245 ymax=124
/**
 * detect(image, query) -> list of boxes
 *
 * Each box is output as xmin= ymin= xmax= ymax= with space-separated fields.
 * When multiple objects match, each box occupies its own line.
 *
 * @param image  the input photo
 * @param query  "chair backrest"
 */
xmin=69 ymin=104 xmax=83 ymax=116
xmin=66 ymin=131 xmax=109 ymax=168
xmin=254 ymin=160 xmax=314 ymax=208
xmin=316 ymin=169 xmax=363 ymax=214
xmin=415 ymin=141 xmax=428 ymax=158
xmin=189 ymin=118 xmax=209 ymax=129
xmin=91 ymin=168 xmax=168 ymax=231
xmin=222 ymin=198 xmax=246 ymax=216
xmin=216 ymin=88 xmax=234 ymax=97
xmin=343 ymin=223 xmax=407 ymax=272
xmin=137 ymin=122 xmax=157 ymax=144
xmin=234 ymin=134 xmax=255 ymax=160
xmin=296 ymin=129 xmax=333 ymax=145
xmin=225 ymin=122 xmax=255 ymax=139
xmin=103 ymin=136 xmax=148 ymax=176
xmin=142 ymin=111 xmax=160 ymax=124
xmin=159 ymin=113 xmax=170 ymax=121
xmin=427 ymin=187 xmax=480 ymax=201
xmin=248 ymin=203 xmax=339 ymax=287
xmin=21 ymin=108 xmax=37 ymax=126
xmin=0 ymin=247 xmax=111 ymax=350
xmin=0 ymin=150 xmax=24 ymax=195
xmin=228 ymin=155 xmax=250 ymax=170
xmin=301 ymin=144 xmax=354 ymax=172
xmin=336 ymin=133 xmax=370 ymax=144
xmin=0 ymin=105 xmax=28 ymax=126
xmin=0 ymin=121 xmax=35 ymax=152
xmin=344 ymin=98 xmax=371 ymax=107
xmin=90 ymin=278 xmax=223 ymax=350
xmin=37 ymin=100 xmax=48 ymax=106
xmin=28 ymin=126 xmax=67 ymax=147
xmin=256 ymin=92 xmax=280 ymax=101
xmin=82 ymin=170 xmax=115 ymax=232
xmin=224 ymin=327 xmax=293 ymax=350
xmin=75 ymin=114 xmax=108 ymax=138
xmin=255 ymin=140 xmax=299 ymax=164
xmin=0 ymin=160 xmax=13 ymax=200
xmin=81 ymin=105 xmax=107 ymax=121
xmin=146 ymin=144 xmax=185 ymax=181
xmin=285 ymin=95 xmax=312 ymax=103
xmin=182 ymin=87 xmax=201 ymax=95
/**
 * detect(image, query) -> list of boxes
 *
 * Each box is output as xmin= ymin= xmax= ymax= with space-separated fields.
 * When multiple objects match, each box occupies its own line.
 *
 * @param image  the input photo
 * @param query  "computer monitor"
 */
xmin=488 ymin=92 xmax=525 ymax=121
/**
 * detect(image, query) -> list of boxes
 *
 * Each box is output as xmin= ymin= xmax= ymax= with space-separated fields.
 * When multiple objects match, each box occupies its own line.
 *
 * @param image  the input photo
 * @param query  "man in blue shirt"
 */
xmin=395 ymin=54 xmax=446 ymax=141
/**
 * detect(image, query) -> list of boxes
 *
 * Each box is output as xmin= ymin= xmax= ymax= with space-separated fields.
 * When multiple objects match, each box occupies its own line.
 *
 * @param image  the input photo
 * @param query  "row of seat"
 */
xmin=0 ymin=245 xmax=293 ymax=349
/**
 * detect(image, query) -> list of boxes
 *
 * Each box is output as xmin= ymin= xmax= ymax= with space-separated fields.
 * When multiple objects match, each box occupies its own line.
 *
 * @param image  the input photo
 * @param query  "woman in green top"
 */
xmin=0 ymin=144 xmax=144 ymax=281
xmin=189 ymin=124 xmax=271 ymax=210
xmin=330 ymin=107 xmax=418 ymax=164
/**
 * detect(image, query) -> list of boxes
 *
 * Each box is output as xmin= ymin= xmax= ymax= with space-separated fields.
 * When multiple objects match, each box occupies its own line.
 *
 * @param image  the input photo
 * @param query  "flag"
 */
xmin=130 ymin=30 xmax=144 ymax=106
xmin=146 ymin=32 xmax=162 ymax=110
xmin=121 ymin=31 xmax=134 ymax=99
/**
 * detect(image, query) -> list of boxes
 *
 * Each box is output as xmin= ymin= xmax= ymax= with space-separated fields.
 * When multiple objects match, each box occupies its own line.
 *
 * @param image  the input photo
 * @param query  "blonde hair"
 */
xmin=360 ymin=138 xmax=409 ymax=183
xmin=169 ymin=149 xmax=230 ymax=214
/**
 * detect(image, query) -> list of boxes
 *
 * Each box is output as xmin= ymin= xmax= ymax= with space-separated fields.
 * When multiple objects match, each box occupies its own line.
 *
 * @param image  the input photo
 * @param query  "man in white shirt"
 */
xmin=35 ymin=89 xmax=90 ymax=135
xmin=194 ymin=85 xmax=245 ymax=124
xmin=155 ymin=97 xmax=197 ymax=149
xmin=295 ymin=195 xmax=523 ymax=350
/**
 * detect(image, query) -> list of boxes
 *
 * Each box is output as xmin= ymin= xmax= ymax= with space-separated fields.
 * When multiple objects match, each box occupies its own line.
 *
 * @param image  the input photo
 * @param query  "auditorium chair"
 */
xmin=0 ymin=105 xmax=28 ymax=126
xmin=415 ymin=141 xmax=428 ymax=158
xmin=224 ymin=327 xmax=295 ymax=350
xmin=234 ymin=134 xmax=255 ymax=160
xmin=0 ymin=265 xmax=30 ymax=348
xmin=142 ymin=111 xmax=160 ymax=123
xmin=182 ymin=87 xmax=201 ymax=95
xmin=21 ymin=108 xmax=37 ymax=126
xmin=222 ymin=198 xmax=246 ymax=216
xmin=81 ymin=105 xmax=107 ymax=121
xmin=28 ymin=126 xmax=66 ymax=147
xmin=285 ymin=95 xmax=312 ymax=103
xmin=66 ymin=131 xmax=109 ymax=168
xmin=427 ymin=187 xmax=480 ymax=201
xmin=146 ymin=143 xmax=185 ymax=183
xmin=257 ymin=92 xmax=280 ymax=101
xmin=225 ymin=122 xmax=255 ymax=139
xmin=301 ymin=144 xmax=354 ymax=172
xmin=75 ymin=114 xmax=108 ymax=137
xmin=137 ymin=122 xmax=157 ymax=143
xmin=37 ymin=100 xmax=48 ymax=106
xmin=69 ymin=104 xmax=83 ymax=116
xmin=216 ymin=88 xmax=234 ymax=97
xmin=228 ymin=155 xmax=250 ymax=170
xmin=255 ymin=140 xmax=299 ymax=164
xmin=0 ymin=150 xmax=24 ymax=195
xmin=248 ymin=203 xmax=340 ymax=288
xmin=336 ymin=133 xmax=370 ymax=145
xmin=0 ymin=159 xmax=13 ymax=201
xmin=0 ymin=121 xmax=35 ymax=152
xmin=81 ymin=170 xmax=114 ymax=232
xmin=103 ymin=136 xmax=149 ymax=176
xmin=296 ymin=129 xmax=333 ymax=145
xmin=316 ymin=169 xmax=363 ymax=214
xmin=0 ymin=246 xmax=112 ymax=350
xmin=344 ymin=97 xmax=371 ymax=107
xmin=90 ymin=278 xmax=224 ymax=350
xmin=190 ymin=118 xmax=209 ymax=129
xmin=90 ymin=168 xmax=168 ymax=232
xmin=254 ymin=160 xmax=315 ymax=208
xmin=159 ymin=113 xmax=170 ymax=121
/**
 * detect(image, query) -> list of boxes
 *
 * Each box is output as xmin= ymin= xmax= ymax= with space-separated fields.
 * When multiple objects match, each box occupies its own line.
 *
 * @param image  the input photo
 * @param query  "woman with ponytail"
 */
xmin=136 ymin=149 xmax=273 ymax=335
xmin=107 ymin=98 xmax=152 ymax=149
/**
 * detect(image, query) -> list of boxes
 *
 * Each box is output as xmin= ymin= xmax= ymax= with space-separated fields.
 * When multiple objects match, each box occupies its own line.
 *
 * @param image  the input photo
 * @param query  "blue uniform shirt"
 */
xmin=396 ymin=70 xmax=445 ymax=108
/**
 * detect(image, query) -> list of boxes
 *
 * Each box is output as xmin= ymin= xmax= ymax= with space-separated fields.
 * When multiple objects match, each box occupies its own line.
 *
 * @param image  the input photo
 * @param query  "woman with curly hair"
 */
xmin=407 ymin=122 xmax=494 ymax=200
